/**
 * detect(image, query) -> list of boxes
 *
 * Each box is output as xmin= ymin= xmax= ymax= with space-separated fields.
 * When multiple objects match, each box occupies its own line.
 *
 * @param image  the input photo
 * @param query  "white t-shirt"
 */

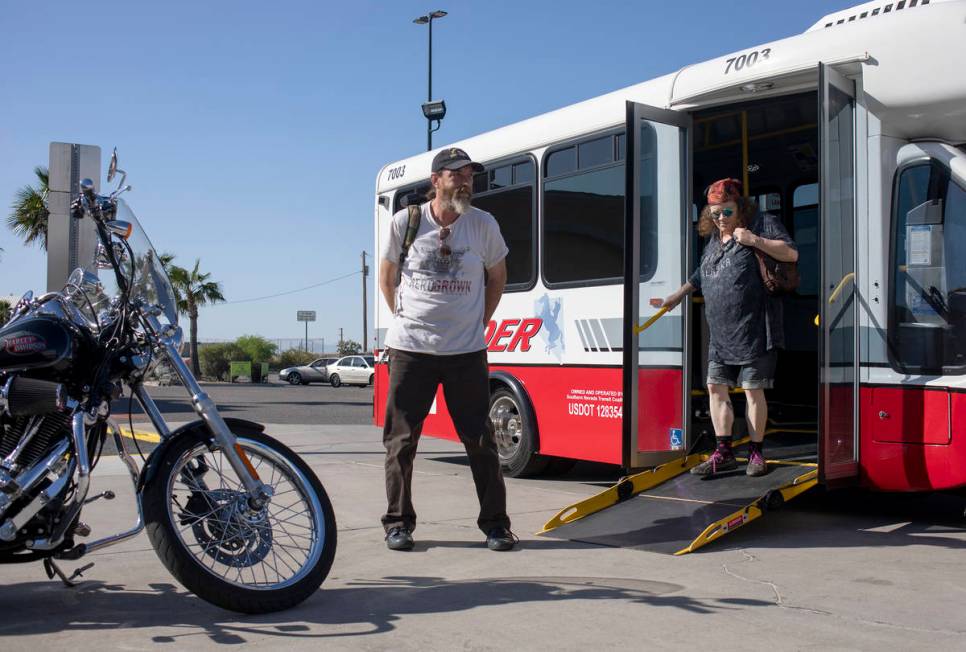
xmin=382 ymin=202 xmax=508 ymax=355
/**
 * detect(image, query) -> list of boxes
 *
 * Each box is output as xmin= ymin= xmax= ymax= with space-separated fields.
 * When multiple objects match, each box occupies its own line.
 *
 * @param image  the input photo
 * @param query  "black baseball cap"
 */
xmin=431 ymin=147 xmax=484 ymax=173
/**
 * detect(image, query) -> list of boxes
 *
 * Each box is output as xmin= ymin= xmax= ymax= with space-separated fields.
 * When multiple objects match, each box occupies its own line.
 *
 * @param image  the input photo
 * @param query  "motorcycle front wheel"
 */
xmin=143 ymin=430 xmax=336 ymax=613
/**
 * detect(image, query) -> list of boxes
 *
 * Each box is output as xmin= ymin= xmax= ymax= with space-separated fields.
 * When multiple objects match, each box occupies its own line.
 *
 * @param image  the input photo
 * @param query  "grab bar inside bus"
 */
xmin=633 ymin=295 xmax=704 ymax=334
xmin=634 ymin=306 xmax=669 ymax=335
xmin=814 ymin=271 xmax=856 ymax=326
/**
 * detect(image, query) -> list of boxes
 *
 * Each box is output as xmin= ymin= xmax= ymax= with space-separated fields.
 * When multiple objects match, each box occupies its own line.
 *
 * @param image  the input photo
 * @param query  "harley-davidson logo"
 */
xmin=2 ymin=333 xmax=47 ymax=356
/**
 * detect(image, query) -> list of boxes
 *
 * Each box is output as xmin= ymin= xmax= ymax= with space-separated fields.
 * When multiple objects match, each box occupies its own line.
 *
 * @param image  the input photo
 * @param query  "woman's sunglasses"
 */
xmin=710 ymin=207 xmax=735 ymax=220
xmin=439 ymin=227 xmax=451 ymax=256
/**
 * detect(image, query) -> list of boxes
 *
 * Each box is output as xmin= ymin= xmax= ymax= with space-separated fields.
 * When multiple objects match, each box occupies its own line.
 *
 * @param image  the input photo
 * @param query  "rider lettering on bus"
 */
xmin=485 ymin=318 xmax=543 ymax=352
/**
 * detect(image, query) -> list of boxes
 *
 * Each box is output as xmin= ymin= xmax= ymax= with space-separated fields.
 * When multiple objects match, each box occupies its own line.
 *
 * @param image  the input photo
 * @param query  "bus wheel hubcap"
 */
xmin=490 ymin=397 xmax=522 ymax=459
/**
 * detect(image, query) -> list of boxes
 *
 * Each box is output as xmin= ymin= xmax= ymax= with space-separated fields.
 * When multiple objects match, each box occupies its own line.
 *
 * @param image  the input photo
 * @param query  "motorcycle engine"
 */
xmin=0 ymin=411 xmax=72 ymax=476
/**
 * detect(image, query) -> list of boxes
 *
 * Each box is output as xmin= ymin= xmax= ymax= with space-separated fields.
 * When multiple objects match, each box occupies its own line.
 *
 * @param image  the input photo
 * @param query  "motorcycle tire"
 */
xmin=143 ymin=430 xmax=337 ymax=614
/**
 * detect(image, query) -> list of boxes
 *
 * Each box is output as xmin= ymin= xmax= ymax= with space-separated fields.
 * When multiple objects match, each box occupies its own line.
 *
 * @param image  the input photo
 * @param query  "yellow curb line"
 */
xmin=118 ymin=427 xmax=161 ymax=444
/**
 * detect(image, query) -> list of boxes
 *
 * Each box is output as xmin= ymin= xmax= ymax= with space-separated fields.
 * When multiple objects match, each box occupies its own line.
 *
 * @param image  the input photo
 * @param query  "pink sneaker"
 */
xmin=746 ymin=448 xmax=767 ymax=477
xmin=690 ymin=448 xmax=738 ymax=476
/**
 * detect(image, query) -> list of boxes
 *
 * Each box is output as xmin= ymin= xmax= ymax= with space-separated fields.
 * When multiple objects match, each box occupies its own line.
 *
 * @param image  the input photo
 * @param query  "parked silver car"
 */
xmin=279 ymin=358 xmax=337 ymax=385
xmin=327 ymin=355 xmax=375 ymax=388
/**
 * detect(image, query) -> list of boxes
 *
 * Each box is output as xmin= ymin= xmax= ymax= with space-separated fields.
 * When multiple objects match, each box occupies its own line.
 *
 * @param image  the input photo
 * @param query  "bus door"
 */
xmin=622 ymin=102 xmax=692 ymax=469
xmin=818 ymin=63 xmax=861 ymax=483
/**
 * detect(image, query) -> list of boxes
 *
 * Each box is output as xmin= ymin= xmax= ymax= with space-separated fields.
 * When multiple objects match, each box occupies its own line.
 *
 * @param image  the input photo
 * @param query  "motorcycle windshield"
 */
xmin=109 ymin=199 xmax=179 ymax=327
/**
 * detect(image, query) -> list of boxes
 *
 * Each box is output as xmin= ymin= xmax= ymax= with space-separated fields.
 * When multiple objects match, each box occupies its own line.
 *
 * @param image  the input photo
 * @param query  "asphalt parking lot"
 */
xmin=121 ymin=375 xmax=374 ymax=426
xmin=2 ymin=383 xmax=965 ymax=650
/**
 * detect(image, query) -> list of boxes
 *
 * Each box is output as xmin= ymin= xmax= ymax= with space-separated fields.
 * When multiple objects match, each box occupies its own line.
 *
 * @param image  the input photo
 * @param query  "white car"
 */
xmin=327 ymin=355 xmax=375 ymax=387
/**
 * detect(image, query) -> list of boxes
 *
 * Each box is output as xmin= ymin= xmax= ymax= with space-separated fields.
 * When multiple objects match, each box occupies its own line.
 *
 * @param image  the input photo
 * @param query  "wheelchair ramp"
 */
xmin=540 ymin=433 xmax=817 ymax=555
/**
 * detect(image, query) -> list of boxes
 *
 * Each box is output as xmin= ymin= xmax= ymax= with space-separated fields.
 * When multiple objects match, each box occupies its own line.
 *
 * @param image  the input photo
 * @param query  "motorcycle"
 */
xmin=0 ymin=150 xmax=336 ymax=613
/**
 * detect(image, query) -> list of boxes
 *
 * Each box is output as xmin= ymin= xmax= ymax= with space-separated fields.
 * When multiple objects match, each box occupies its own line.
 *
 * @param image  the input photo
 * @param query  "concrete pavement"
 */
xmin=0 ymin=423 xmax=964 ymax=650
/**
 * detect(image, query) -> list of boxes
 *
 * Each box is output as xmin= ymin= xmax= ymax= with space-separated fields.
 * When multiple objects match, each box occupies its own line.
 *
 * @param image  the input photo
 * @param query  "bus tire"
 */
xmin=489 ymin=387 xmax=547 ymax=478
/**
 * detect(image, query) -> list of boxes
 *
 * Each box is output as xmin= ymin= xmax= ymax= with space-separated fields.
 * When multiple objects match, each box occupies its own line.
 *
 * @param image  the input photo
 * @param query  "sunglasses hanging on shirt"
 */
xmin=438 ymin=227 xmax=451 ymax=257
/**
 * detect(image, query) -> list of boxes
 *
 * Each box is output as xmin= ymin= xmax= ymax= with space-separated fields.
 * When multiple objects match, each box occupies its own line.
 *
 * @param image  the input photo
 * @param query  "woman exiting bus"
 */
xmin=660 ymin=178 xmax=798 ymax=477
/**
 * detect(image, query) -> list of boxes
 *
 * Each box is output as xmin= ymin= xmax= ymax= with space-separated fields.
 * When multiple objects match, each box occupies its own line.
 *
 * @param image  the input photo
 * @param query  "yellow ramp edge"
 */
xmin=674 ymin=468 xmax=818 ymax=555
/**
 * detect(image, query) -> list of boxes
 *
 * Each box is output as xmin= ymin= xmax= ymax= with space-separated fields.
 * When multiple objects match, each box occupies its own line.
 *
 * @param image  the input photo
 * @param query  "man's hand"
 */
xmin=484 ymin=259 xmax=507 ymax=324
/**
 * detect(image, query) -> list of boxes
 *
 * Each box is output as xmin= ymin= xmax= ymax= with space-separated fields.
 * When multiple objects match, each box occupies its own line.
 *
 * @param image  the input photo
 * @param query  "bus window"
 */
xmin=542 ymin=129 xmax=656 ymax=286
xmin=544 ymin=138 xmax=622 ymax=285
xmin=792 ymin=182 xmax=819 ymax=296
xmin=473 ymin=158 xmax=536 ymax=291
xmin=889 ymin=161 xmax=966 ymax=374
xmin=393 ymin=181 xmax=432 ymax=213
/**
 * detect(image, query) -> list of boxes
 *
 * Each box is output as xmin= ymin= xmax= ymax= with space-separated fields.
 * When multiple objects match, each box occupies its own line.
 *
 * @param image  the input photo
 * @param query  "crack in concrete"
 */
xmin=723 ymin=549 xmax=965 ymax=637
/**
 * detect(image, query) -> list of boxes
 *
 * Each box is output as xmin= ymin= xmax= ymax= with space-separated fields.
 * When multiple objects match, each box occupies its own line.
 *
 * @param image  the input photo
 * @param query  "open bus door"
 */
xmin=818 ymin=63 xmax=862 ymax=485
xmin=622 ymin=102 xmax=692 ymax=469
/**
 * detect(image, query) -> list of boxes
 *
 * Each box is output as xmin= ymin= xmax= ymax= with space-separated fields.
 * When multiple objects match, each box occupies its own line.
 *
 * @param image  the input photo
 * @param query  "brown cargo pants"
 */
xmin=381 ymin=348 xmax=510 ymax=534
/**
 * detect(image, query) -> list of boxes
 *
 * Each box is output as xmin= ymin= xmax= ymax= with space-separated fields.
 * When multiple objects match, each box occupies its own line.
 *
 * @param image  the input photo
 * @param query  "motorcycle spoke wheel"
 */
xmin=165 ymin=439 xmax=323 ymax=590
xmin=144 ymin=429 xmax=336 ymax=613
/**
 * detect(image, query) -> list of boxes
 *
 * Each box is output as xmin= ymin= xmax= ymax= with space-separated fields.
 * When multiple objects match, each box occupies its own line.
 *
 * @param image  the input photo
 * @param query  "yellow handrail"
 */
xmin=828 ymin=271 xmax=855 ymax=304
xmin=633 ymin=306 xmax=669 ymax=335
xmin=815 ymin=271 xmax=856 ymax=326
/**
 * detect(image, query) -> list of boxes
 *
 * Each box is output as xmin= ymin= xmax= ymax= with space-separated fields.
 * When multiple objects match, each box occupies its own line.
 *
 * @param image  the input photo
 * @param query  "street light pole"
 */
xmin=427 ymin=16 xmax=436 ymax=152
xmin=414 ymin=10 xmax=448 ymax=151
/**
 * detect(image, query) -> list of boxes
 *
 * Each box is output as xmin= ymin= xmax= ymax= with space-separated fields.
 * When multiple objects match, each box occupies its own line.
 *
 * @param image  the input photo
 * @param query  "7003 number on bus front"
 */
xmin=724 ymin=48 xmax=772 ymax=75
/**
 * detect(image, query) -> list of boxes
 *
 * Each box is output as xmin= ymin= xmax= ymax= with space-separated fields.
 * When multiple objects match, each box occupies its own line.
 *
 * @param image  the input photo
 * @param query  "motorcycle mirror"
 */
xmin=107 ymin=148 xmax=118 ymax=183
xmin=67 ymin=268 xmax=104 ymax=295
xmin=80 ymin=178 xmax=96 ymax=199
xmin=105 ymin=220 xmax=134 ymax=240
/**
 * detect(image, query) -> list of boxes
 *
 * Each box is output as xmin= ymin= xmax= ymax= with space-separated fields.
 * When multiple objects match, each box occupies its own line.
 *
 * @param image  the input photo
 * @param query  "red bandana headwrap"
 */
xmin=706 ymin=178 xmax=742 ymax=205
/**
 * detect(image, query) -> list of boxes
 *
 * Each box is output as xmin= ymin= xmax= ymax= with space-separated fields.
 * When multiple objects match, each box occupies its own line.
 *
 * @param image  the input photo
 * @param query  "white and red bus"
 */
xmin=373 ymin=0 xmax=966 ymax=492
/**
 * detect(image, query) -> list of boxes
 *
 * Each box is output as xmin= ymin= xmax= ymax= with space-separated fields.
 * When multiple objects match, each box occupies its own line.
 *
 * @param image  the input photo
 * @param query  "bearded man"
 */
xmin=378 ymin=147 xmax=514 ymax=552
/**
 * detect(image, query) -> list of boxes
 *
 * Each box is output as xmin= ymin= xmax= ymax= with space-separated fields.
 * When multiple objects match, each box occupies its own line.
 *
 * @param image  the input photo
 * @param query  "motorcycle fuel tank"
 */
xmin=0 ymin=316 xmax=72 ymax=372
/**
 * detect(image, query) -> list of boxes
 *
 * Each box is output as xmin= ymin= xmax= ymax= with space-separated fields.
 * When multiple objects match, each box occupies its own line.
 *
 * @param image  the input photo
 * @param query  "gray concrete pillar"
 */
xmin=47 ymin=143 xmax=100 ymax=291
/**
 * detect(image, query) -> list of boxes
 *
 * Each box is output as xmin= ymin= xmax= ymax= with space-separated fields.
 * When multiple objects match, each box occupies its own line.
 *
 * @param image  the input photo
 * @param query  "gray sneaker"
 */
xmin=690 ymin=448 xmax=738 ymax=476
xmin=486 ymin=527 xmax=518 ymax=551
xmin=385 ymin=526 xmax=414 ymax=551
xmin=746 ymin=448 xmax=767 ymax=477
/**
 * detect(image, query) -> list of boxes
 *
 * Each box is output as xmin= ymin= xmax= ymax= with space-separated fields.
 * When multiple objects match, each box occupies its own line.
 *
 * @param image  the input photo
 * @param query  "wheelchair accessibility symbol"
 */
xmin=669 ymin=428 xmax=684 ymax=450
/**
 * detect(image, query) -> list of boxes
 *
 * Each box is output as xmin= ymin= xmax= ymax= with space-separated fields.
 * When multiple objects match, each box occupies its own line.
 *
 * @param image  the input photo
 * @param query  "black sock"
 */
xmin=715 ymin=436 xmax=732 ymax=453
xmin=748 ymin=441 xmax=763 ymax=453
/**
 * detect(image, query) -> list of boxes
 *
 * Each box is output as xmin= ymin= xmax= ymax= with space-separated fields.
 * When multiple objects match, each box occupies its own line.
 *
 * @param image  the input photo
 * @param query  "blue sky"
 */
xmin=0 ymin=0 xmax=852 ymax=349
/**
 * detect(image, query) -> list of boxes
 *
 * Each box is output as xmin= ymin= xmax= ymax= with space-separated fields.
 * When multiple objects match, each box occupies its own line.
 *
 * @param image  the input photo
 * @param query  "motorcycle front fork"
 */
xmin=136 ymin=318 xmax=272 ymax=508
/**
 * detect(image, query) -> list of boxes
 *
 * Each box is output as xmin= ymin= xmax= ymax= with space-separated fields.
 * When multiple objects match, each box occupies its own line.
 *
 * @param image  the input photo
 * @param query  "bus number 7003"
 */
xmin=724 ymin=48 xmax=772 ymax=75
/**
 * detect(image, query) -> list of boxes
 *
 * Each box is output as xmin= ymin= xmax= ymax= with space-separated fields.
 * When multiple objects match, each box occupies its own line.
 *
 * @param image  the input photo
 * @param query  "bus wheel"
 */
xmin=489 ymin=387 xmax=547 ymax=477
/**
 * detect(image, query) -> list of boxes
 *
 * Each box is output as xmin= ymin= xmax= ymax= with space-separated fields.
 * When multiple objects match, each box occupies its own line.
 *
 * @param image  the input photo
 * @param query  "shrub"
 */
xmin=235 ymin=334 xmax=277 ymax=363
xmin=199 ymin=342 xmax=247 ymax=381
xmin=272 ymin=348 xmax=317 ymax=370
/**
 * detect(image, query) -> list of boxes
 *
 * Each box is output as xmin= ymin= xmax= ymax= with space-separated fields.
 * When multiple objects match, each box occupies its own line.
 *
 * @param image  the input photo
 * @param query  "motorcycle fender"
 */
xmin=136 ymin=417 xmax=266 ymax=492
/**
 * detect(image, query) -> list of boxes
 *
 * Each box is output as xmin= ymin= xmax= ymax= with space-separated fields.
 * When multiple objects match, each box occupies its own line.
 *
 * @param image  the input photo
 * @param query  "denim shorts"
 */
xmin=707 ymin=350 xmax=777 ymax=390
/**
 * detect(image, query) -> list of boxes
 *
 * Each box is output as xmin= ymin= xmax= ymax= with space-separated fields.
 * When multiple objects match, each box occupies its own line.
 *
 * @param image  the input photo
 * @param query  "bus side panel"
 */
xmin=635 ymin=368 xmax=684 ymax=454
xmin=859 ymin=386 xmax=966 ymax=491
xmin=374 ymin=363 xmax=683 ymax=465
xmin=493 ymin=365 xmax=623 ymax=464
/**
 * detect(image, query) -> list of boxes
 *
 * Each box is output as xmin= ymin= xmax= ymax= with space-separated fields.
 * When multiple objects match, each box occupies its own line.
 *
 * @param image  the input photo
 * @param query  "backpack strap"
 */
xmin=396 ymin=204 xmax=422 ymax=286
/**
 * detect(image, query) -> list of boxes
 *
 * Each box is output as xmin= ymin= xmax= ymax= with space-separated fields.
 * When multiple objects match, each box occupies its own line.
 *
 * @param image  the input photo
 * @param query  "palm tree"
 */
xmin=168 ymin=259 xmax=225 ymax=377
xmin=7 ymin=166 xmax=50 ymax=249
